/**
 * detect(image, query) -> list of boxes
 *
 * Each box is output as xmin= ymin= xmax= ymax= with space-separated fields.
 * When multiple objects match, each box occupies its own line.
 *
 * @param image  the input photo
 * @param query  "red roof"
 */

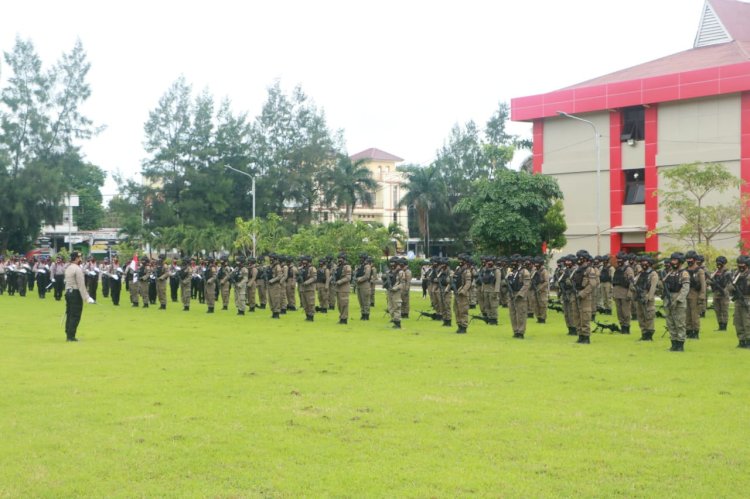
xmin=350 ymin=148 xmax=404 ymax=162
xmin=511 ymin=0 xmax=750 ymax=122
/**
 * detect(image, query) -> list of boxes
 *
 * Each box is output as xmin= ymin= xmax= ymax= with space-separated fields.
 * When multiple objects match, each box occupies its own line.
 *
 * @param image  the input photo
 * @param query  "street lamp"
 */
xmin=557 ymin=111 xmax=602 ymax=255
xmin=225 ymin=165 xmax=256 ymax=257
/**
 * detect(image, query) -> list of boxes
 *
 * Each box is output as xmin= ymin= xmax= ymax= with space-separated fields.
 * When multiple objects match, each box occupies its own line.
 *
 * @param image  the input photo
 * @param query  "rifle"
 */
xmin=731 ymin=277 xmax=750 ymax=312
xmin=470 ymin=314 xmax=490 ymax=324
xmin=593 ymin=321 xmax=621 ymax=334
xmin=548 ymin=303 xmax=564 ymax=314
xmin=418 ymin=310 xmax=443 ymax=321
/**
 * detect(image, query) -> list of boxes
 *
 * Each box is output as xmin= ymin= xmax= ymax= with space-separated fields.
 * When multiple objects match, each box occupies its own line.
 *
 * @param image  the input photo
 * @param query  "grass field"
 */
xmin=1 ymin=290 xmax=749 ymax=497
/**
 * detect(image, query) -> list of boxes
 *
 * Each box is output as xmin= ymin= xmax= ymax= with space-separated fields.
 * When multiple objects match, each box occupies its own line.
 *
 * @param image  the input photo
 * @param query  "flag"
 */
xmin=129 ymin=253 xmax=139 ymax=282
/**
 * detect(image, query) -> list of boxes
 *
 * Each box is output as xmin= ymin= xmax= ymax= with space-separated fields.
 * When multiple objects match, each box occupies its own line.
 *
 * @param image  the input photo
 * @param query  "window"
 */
xmin=624 ymin=169 xmax=645 ymax=205
xmin=621 ymin=106 xmax=644 ymax=142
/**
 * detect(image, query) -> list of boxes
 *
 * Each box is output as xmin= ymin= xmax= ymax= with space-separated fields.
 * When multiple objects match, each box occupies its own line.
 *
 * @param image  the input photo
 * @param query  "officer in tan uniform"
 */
xmin=453 ymin=254 xmax=473 ymax=334
xmin=633 ymin=255 xmax=659 ymax=341
xmin=355 ymin=253 xmax=372 ymax=320
xmin=218 ymin=259 xmax=231 ymax=310
xmin=571 ymin=250 xmax=599 ymax=344
xmin=684 ymin=250 xmax=706 ymax=339
xmin=278 ymin=256 xmax=289 ymax=313
xmin=598 ymin=255 xmax=613 ymax=314
xmin=245 ymin=257 xmax=258 ymax=312
xmin=138 ymin=258 xmax=151 ymax=308
xmin=234 ymin=259 xmax=248 ymax=315
xmin=663 ymin=252 xmax=691 ymax=351
xmin=436 ymin=258 xmax=453 ymax=327
xmin=285 ymin=256 xmax=297 ymax=312
xmin=557 ymin=255 xmax=578 ymax=336
xmin=368 ymin=256 xmax=377 ymax=308
xmin=327 ymin=256 xmax=337 ymax=311
xmin=63 ymin=251 xmax=95 ymax=341
xmin=399 ymin=257 xmax=411 ymax=319
xmin=507 ymin=255 xmax=531 ymax=338
xmin=256 ymin=256 xmax=268 ymax=310
xmin=334 ymin=253 xmax=352 ymax=324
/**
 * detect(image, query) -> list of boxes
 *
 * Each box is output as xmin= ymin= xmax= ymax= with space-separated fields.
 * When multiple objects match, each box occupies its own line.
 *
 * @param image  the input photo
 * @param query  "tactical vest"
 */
xmin=600 ymin=267 xmax=611 ymax=283
xmin=572 ymin=266 xmax=587 ymax=291
xmin=454 ymin=268 xmax=464 ymax=289
xmin=508 ymin=270 xmax=523 ymax=292
xmin=355 ymin=265 xmax=365 ymax=278
xmin=665 ymin=271 xmax=683 ymax=293
xmin=334 ymin=266 xmax=343 ymax=282
xmin=287 ymin=266 xmax=294 ymax=279
xmin=438 ymin=270 xmax=449 ymax=287
xmin=316 ymin=268 xmax=327 ymax=283
xmin=612 ymin=267 xmax=628 ymax=287
xmin=481 ymin=268 xmax=496 ymax=285
xmin=635 ymin=269 xmax=651 ymax=292
xmin=532 ymin=270 xmax=543 ymax=286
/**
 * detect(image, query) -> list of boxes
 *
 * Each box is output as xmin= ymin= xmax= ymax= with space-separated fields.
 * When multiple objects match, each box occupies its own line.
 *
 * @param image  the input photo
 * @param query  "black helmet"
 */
xmin=716 ymin=255 xmax=728 ymax=265
xmin=670 ymin=252 xmax=685 ymax=263
xmin=576 ymin=250 xmax=591 ymax=261
xmin=738 ymin=255 xmax=750 ymax=266
xmin=685 ymin=250 xmax=698 ymax=260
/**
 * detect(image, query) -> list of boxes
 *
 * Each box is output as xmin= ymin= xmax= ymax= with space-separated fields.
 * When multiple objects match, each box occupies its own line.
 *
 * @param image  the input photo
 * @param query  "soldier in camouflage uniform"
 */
xmin=532 ymin=256 xmax=549 ymax=324
xmin=709 ymin=256 xmax=731 ymax=331
xmin=246 ymin=257 xmax=258 ymax=312
xmin=400 ymin=257 xmax=411 ymax=319
xmin=234 ymin=259 xmax=248 ymax=315
xmin=385 ymin=257 xmax=405 ymax=329
xmin=558 ymin=255 xmax=578 ymax=336
xmin=570 ymin=250 xmax=599 ymax=344
xmin=598 ymin=255 xmax=613 ymax=314
xmin=268 ymin=254 xmax=284 ymax=319
xmin=662 ymin=252 xmax=690 ymax=351
xmin=437 ymin=258 xmax=453 ymax=327
xmin=453 ymin=254 xmax=474 ymax=334
xmin=612 ymin=252 xmax=634 ymax=335
xmin=478 ymin=256 xmax=501 ymax=325
xmin=355 ymin=253 xmax=372 ymax=320
xmin=684 ymin=250 xmax=706 ymax=339
xmin=633 ymin=255 xmax=659 ymax=341
xmin=334 ymin=253 xmax=352 ymax=324
xmin=730 ymin=255 xmax=750 ymax=348
xmin=507 ymin=255 xmax=531 ymax=338
xmin=204 ymin=259 xmax=218 ymax=313
xmin=298 ymin=256 xmax=317 ymax=321
xmin=315 ymin=258 xmax=330 ymax=313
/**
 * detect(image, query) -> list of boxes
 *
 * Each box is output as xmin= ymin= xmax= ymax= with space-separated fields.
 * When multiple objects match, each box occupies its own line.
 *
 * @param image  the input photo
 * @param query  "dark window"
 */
xmin=621 ymin=107 xmax=645 ymax=142
xmin=624 ymin=169 xmax=645 ymax=205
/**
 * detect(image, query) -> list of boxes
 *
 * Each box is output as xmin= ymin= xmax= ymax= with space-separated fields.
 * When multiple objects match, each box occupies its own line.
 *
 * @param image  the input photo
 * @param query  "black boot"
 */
xmin=576 ymin=335 xmax=590 ymax=344
xmin=568 ymin=326 xmax=577 ymax=336
xmin=259 ymin=303 xmax=266 ymax=309
xmin=392 ymin=321 xmax=401 ymax=329
xmin=159 ymin=304 xmax=166 ymax=310
xmin=621 ymin=324 xmax=630 ymax=335
xmin=143 ymin=303 xmax=149 ymax=308
xmin=638 ymin=330 xmax=654 ymax=341
xmin=527 ymin=313 xmax=534 ymax=318
xmin=674 ymin=340 xmax=685 ymax=351
xmin=490 ymin=319 xmax=498 ymax=325
xmin=455 ymin=326 xmax=467 ymax=334
xmin=402 ymin=313 xmax=409 ymax=319
xmin=364 ymin=314 xmax=369 ymax=320
xmin=223 ymin=305 xmax=228 ymax=310
xmin=718 ymin=322 xmax=727 ymax=331
xmin=339 ymin=318 xmax=348 ymax=325
xmin=442 ymin=319 xmax=451 ymax=327
xmin=280 ymin=308 xmax=287 ymax=314
xmin=183 ymin=306 xmax=189 ymax=311
xmin=272 ymin=312 xmax=280 ymax=319
xmin=537 ymin=318 xmax=545 ymax=324
xmin=737 ymin=339 xmax=746 ymax=348
xmin=207 ymin=307 xmax=214 ymax=313
xmin=513 ymin=333 xmax=524 ymax=339
xmin=237 ymin=310 xmax=245 ymax=316
xmin=693 ymin=330 xmax=700 ymax=340
xmin=306 ymin=315 xmax=314 ymax=322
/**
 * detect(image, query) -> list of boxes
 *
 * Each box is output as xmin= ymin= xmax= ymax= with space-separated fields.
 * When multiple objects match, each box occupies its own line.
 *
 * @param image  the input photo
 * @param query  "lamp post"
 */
xmin=557 ymin=111 xmax=602 ymax=255
xmin=225 ymin=165 xmax=256 ymax=257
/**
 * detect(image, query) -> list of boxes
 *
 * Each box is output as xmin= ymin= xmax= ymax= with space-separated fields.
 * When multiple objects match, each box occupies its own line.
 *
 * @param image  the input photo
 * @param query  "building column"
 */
xmin=741 ymin=92 xmax=750 ymax=252
xmin=532 ymin=120 xmax=543 ymax=174
xmin=644 ymin=106 xmax=659 ymax=252
xmin=609 ymin=112 xmax=623 ymax=254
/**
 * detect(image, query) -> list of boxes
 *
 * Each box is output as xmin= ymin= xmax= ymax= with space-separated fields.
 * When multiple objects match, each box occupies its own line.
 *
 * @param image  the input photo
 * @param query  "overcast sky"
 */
xmin=1 ymin=0 xmax=707 ymax=196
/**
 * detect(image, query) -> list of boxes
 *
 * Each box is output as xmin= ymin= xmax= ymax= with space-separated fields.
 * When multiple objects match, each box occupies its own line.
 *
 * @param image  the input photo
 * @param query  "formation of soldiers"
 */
xmin=3 ymin=248 xmax=750 ymax=351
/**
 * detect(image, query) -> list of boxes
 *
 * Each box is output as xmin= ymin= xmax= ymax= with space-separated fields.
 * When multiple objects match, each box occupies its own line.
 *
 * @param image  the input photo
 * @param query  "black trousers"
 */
xmin=54 ymin=277 xmax=65 ymax=300
xmin=110 ymin=279 xmax=121 ymax=305
xmin=65 ymin=290 xmax=83 ymax=339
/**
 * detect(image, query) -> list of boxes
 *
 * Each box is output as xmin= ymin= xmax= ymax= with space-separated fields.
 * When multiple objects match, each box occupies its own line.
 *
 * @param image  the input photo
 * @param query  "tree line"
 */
xmin=1 ymin=37 xmax=567 ymax=257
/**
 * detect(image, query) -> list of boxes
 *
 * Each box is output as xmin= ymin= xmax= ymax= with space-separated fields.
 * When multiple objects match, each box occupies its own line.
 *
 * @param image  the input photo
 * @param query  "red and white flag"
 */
xmin=129 ymin=253 xmax=139 ymax=272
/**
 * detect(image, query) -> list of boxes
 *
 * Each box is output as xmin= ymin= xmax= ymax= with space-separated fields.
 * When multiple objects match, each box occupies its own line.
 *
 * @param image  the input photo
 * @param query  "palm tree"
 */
xmin=398 ymin=164 xmax=447 ymax=257
xmin=321 ymin=154 xmax=377 ymax=222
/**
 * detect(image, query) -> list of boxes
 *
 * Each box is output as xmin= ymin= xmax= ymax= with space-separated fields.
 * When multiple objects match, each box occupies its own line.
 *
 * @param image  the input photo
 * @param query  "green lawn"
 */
xmin=1 ymin=291 xmax=748 ymax=497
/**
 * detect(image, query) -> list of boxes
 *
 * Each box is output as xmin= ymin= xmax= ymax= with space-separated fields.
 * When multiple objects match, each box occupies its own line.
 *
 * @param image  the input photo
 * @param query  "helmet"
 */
xmin=716 ymin=256 xmax=728 ymax=265
xmin=685 ymin=250 xmax=699 ymax=260
xmin=576 ymin=250 xmax=591 ymax=261
xmin=670 ymin=252 xmax=685 ymax=263
xmin=738 ymin=255 xmax=750 ymax=266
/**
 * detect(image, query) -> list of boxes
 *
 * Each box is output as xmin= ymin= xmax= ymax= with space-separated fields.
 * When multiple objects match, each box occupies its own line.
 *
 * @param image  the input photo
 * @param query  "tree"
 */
xmin=657 ymin=162 xmax=747 ymax=248
xmin=398 ymin=164 xmax=447 ymax=256
xmin=250 ymin=82 xmax=340 ymax=224
xmin=320 ymin=154 xmax=377 ymax=222
xmin=454 ymin=170 xmax=564 ymax=255
xmin=0 ymin=38 xmax=98 ymax=252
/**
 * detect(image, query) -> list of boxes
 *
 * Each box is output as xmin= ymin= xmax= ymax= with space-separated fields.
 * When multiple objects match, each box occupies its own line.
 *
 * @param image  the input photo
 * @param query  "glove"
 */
xmin=87 ymin=297 xmax=96 ymax=304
